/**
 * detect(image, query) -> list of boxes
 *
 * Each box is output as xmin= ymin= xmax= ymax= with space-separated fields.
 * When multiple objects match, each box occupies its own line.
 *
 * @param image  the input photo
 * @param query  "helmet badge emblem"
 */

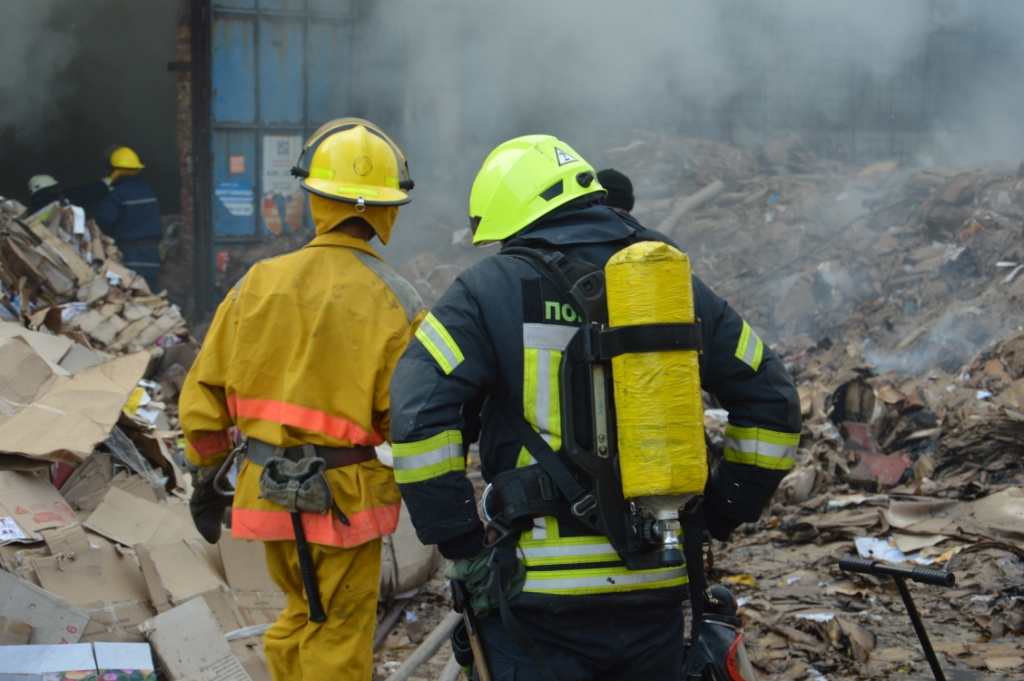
xmin=554 ymin=148 xmax=577 ymax=166
xmin=353 ymin=156 xmax=374 ymax=176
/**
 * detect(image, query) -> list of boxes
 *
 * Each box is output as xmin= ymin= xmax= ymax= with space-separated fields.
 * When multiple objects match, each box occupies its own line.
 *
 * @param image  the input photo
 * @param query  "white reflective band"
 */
xmin=532 ymin=517 xmax=548 ymax=541
xmin=391 ymin=441 xmax=462 ymax=470
xmin=724 ymin=438 xmax=795 ymax=462
xmin=416 ymin=313 xmax=464 ymax=374
xmin=523 ymin=323 xmax=577 ymax=351
xmin=520 ymin=542 xmax=617 ymax=560
xmin=523 ymin=566 xmax=688 ymax=593
xmin=723 ymin=425 xmax=798 ymax=471
xmin=121 ymin=197 xmax=158 ymax=205
xmin=534 ymin=349 xmax=552 ymax=433
xmin=735 ymin=321 xmax=764 ymax=372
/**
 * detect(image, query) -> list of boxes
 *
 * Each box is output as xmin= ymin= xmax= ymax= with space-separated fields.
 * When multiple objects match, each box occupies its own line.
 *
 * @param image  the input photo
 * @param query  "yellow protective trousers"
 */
xmin=264 ymin=537 xmax=382 ymax=681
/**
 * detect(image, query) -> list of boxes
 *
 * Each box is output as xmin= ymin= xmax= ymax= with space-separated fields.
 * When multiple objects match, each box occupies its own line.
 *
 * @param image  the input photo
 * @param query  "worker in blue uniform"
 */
xmin=389 ymin=135 xmax=801 ymax=680
xmin=94 ymin=147 xmax=163 ymax=292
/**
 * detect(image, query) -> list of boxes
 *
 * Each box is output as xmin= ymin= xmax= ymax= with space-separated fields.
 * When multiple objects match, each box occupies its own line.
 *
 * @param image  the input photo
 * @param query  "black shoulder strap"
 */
xmin=494 ymin=394 xmax=594 ymax=517
xmin=500 ymin=246 xmax=598 ymax=297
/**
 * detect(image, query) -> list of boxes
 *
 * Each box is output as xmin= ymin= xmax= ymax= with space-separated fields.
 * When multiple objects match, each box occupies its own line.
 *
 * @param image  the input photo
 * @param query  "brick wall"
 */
xmin=172 ymin=1 xmax=195 ymax=321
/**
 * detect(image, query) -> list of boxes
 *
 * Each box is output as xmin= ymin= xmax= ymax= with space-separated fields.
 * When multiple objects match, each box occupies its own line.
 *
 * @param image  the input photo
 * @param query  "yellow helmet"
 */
xmin=469 ymin=135 xmax=604 ymax=244
xmin=109 ymin=146 xmax=145 ymax=169
xmin=294 ymin=118 xmax=413 ymax=208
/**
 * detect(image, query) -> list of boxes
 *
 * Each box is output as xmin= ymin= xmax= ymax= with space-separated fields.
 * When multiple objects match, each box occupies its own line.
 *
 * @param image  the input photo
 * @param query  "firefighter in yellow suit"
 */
xmin=179 ymin=119 xmax=425 ymax=681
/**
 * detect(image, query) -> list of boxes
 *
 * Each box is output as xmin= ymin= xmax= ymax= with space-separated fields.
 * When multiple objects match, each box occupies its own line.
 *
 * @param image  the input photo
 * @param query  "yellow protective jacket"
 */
xmin=180 ymin=230 xmax=425 ymax=548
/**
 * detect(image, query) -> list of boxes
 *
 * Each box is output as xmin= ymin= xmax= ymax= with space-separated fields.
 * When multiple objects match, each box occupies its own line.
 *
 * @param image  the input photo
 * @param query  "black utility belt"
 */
xmin=246 ymin=439 xmax=376 ymax=469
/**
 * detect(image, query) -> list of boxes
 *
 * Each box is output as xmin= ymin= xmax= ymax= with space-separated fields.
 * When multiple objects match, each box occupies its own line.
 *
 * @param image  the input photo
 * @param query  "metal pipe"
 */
xmin=893 ymin=576 xmax=946 ymax=681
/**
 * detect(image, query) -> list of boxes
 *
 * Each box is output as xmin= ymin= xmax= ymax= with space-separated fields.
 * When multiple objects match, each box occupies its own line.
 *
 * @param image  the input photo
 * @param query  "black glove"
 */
xmin=190 ymin=465 xmax=231 ymax=544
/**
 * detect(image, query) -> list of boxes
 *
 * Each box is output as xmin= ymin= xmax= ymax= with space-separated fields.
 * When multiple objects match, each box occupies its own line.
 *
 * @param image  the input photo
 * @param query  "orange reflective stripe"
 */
xmin=226 ymin=395 xmax=384 ymax=447
xmin=231 ymin=502 xmax=400 ymax=548
xmin=189 ymin=430 xmax=233 ymax=458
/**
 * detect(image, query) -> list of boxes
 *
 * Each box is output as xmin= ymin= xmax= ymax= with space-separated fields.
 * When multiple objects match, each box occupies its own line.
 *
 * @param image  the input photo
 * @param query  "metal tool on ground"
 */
xmin=383 ymin=611 xmax=461 ymax=681
xmin=839 ymin=557 xmax=955 ymax=681
xmin=451 ymin=579 xmax=491 ymax=681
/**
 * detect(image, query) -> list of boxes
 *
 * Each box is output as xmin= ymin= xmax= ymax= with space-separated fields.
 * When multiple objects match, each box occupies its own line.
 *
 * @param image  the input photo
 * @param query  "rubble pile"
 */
xmin=1 ymin=200 xmax=191 ymax=355
xmin=384 ymin=132 xmax=1024 ymax=679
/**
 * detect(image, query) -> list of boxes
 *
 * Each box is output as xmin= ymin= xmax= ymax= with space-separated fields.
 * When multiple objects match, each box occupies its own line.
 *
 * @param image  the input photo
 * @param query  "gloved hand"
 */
xmin=444 ymin=548 xmax=526 ymax=618
xmin=189 ymin=465 xmax=231 ymax=544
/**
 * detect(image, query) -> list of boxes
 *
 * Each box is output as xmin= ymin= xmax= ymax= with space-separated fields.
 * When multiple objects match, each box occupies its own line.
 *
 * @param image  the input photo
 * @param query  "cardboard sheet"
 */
xmin=0 ymin=471 xmax=78 ymax=543
xmin=0 ymin=326 xmax=73 ymax=370
xmin=141 ymin=597 xmax=252 ymax=681
xmin=146 ymin=539 xmax=227 ymax=605
xmin=0 ymin=568 xmax=91 ymax=644
xmin=32 ymin=545 xmax=148 ymax=608
xmin=58 ymin=453 xmax=113 ymax=511
xmin=219 ymin=530 xmax=279 ymax=593
xmin=82 ymin=487 xmax=199 ymax=548
xmin=0 ymin=345 xmax=149 ymax=463
xmin=0 ymin=614 xmax=32 ymax=645
xmin=80 ymin=600 xmax=157 ymax=643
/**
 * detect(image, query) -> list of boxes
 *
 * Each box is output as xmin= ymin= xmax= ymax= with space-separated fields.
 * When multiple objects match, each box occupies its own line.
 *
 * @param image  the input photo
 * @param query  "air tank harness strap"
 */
xmin=681 ymin=501 xmax=706 ymax=681
xmin=485 ymin=395 xmax=596 ymax=541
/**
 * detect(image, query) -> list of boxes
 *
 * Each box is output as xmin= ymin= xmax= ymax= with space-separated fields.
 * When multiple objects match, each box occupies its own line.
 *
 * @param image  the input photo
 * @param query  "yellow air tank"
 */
xmin=605 ymin=241 xmax=707 ymax=504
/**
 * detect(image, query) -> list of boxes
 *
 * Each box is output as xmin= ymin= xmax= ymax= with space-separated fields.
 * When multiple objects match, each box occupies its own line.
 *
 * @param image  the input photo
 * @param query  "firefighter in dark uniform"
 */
xmin=389 ymin=135 xmax=801 ymax=680
xmin=27 ymin=174 xmax=112 ymax=216
xmin=94 ymin=146 xmax=163 ymax=292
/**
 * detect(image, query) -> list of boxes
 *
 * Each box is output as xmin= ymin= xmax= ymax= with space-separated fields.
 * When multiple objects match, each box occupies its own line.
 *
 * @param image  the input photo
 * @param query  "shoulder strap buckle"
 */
xmin=571 ymin=494 xmax=598 ymax=518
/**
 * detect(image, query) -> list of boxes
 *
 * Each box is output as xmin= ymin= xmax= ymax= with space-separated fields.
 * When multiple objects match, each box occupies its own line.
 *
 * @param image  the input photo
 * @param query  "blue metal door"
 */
xmin=208 ymin=0 xmax=353 ymax=264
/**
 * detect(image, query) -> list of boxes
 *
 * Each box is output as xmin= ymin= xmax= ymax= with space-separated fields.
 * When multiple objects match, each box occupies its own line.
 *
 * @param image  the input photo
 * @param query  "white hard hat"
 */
xmin=28 ymin=175 xmax=58 ymax=194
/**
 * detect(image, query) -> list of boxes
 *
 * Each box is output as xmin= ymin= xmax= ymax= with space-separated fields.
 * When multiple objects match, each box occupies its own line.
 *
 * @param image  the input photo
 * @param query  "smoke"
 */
xmin=0 ymin=1 xmax=78 ymax=141
xmin=0 ymin=0 xmax=180 ymax=212
xmin=356 ymin=0 xmax=1024 ymax=263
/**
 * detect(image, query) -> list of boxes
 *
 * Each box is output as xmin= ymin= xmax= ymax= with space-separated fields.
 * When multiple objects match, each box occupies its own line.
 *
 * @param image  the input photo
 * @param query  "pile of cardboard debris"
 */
xmin=374 ymin=133 xmax=1024 ymax=679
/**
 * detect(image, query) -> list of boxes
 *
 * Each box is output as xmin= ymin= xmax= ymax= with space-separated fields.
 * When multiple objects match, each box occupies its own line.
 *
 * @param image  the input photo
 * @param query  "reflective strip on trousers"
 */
xmin=735 ymin=321 xmax=764 ymax=372
xmin=415 ymin=313 xmax=464 ymax=374
xmin=523 ymin=565 xmax=689 ymax=595
xmin=723 ymin=424 xmax=798 ymax=471
xmin=392 ymin=430 xmax=465 ymax=483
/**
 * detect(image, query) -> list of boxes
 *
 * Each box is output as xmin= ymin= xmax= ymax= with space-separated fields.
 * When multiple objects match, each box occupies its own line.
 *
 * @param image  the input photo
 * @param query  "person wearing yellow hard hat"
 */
xmin=388 ymin=135 xmax=800 ymax=680
xmin=94 ymin=146 xmax=163 ymax=291
xmin=179 ymin=119 xmax=425 ymax=681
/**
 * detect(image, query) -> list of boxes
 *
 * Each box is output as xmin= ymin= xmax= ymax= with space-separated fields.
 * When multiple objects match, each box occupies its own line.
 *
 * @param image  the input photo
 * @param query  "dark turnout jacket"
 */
xmin=389 ymin=200 xmax=801 ymax=610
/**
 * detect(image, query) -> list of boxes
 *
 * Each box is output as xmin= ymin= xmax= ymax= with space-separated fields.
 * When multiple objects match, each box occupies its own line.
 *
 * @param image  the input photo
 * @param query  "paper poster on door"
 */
xmin=262 ymin=135 xmax=304 ymax=235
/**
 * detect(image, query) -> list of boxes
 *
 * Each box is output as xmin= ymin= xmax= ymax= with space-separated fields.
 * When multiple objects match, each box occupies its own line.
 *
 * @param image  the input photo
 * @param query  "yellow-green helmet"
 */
xmin=469 ymin=135 xmax=605 ymax=245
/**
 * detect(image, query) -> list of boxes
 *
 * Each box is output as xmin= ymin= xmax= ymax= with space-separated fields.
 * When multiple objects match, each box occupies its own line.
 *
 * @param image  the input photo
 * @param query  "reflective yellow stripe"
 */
xmin=723 ymin=424 xmax=798 ymax=471
xmin=735 ymin=321 xmax=764 ymax=372
xmin=336 ymin=186 xmax=380 ymax=197
xmin=392 ymin=430 xmax=465 ymax=483
xmin=515 ymin=446 xmax=534 ymax=468
xmin=523 ymin=565 xmax=688 ymax=595
xmin=309 ymin=166 xmax=335 ymax=180
xmin=521 ymin=347 xmax=563 ymax=462
xmin=415 ymin=312 xmax=464 ymax=374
